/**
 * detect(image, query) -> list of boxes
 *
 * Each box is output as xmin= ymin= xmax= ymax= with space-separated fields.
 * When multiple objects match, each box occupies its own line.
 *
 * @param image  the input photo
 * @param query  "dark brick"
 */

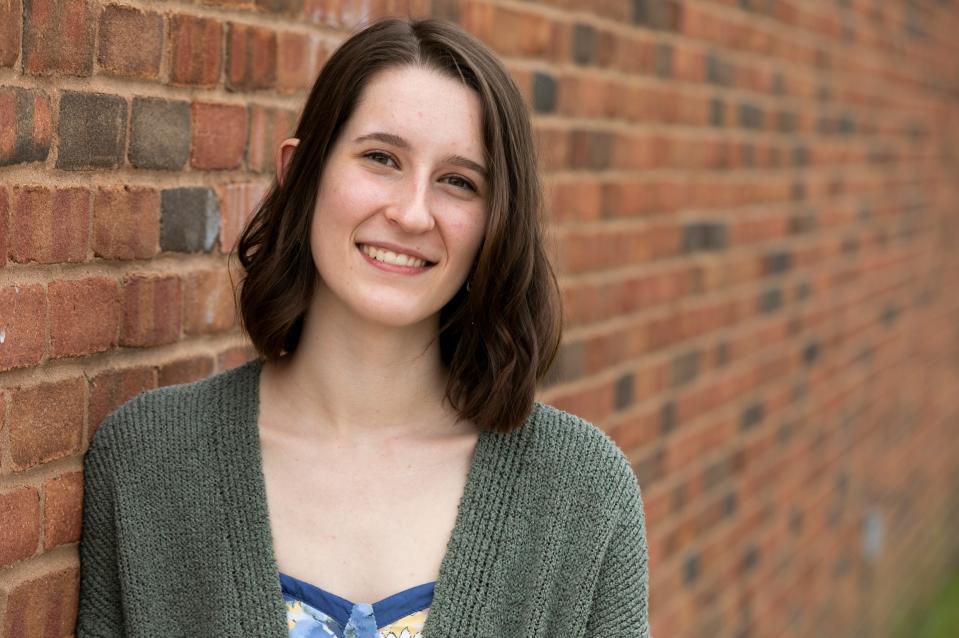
xmin=633 ymin=0 xmax=668 ymax=29
xmin=572 ymin=23 xmax=596 ymax=66
xmin=740 ymin=401 xmax=765 ymax=430
xmin=792 ymin=145 xmax=810 ymax=166
xmin=683 ymin=552 xmax=700 ymax=586
xmin=881 ymin=304 xmax=899 ymax=326
xmin=570 ymin=130 xmax=612 ymax=170
xmin=705 ymin=50 xmax=728 ymax=85
xmin=790 ymin=509 xmax=803 ymax=534
xmin=777 ymin=420 xmax=793 ymax=445
xmin=226 ymin=22 xmax=278 ymax=91
xmin=803 ymin=341 xmax=819 ymax=365
xmin=255 ymin=0 xmax=303 ymax=14
xmin=703 ymin=222 xmax=727 ymax=250
xmin=56 ymin=92 xmax=127 ymax=169
xmin=160 ymin=188 xmax=220 ymax=252
xmin=788 ymin=211 xmax=816 ymax=234
xmin=543 ymin=340 xmax=584 ymax=386
xmin=129 ymin=98 xmax=191 ymax=170
xmin=763 ymin=251 xmax=792 ymax=275
xmin=633 ymin=447 xmax=664 ymax=487
xmin=703 ymin=458 xmax=728 ymax=489
xmin=722 ymin=491 xmax=738 ymax=517
xmin=97 ymin=5 xmax=163 ymax=79
xmin=738 ymin=102 xmax=763 ymax=129
xmin=742 ymin=545 xmax=760 ymax=572
xmin=816 ymin=115 xmax=833 ymax=135
xmin=777 ymin=110 xmax=796 ymax=133
xmin=771 ymin=69 xmax=785 ymax=94
xmin=741 ymin=143 xmax=755 ymax=167
xmin=791 ymin=181 xmax=806 ymax=201
xmin=670 ymin=350 xmax=700 ymax=387
xmin=709 ymin=98 xmax=725 ymax=126
xmin=660 ymin=401 xmax=676 ymax=434
xmin=0 ymin=87 xmax=51 ymax=166
xmin=614 ymin=373 xmax=634 ymax=410
xmin=532 ymin=72 xmax=557 ymax=113
xmin=796 ymin=280 xmax=811 ymax=299
xmin=716 ymin=341 xmax=730 ymax=366
xmin=759 ymin=287 xmax=782 ymax=312
xmin=655 ymin=42 xmax=673 ymax=78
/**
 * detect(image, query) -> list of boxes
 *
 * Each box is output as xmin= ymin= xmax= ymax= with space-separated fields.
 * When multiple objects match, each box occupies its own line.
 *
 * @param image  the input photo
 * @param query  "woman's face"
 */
xmin=308 ymin=65 xmax=488 ymax=329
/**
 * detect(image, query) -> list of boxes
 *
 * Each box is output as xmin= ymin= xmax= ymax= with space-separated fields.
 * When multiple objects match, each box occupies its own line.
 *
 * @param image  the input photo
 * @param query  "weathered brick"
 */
xmin=226 ymin=22 xmax=277 ymax=91
xmin=660 ymin=401 xmax=676 ymax=434
xmin=0 ymin=566 xmax=79 ymax=637
xmin=191 ymin=102 xmax=248 ymax=170
xmin=93 ymin=186 xmax=161 ymax=260
xmin=216 ymin=181 xmax=267 ymax=253
xmin=10 ymin=186 xmax=89 ymax=263
xmin=0 ymin=284 xmax=45 ymax=372
xmin=23 ymin=0 xmax=95 ymax=76
xmin=56 ymin=91 xmax=127 ymax=169
xmin=670 ymin=350 xmax=700 ymax=387
xmin=120 ymin=274 xmax=182 ymax=347
xmin=655 ymin=42 xmax=673 ymax=78
xmin=542 ymin=340 xmax=584 ymax=386
xmin=0 ymin=0 xmax=21 ymax=67
xmin=248 ymin=105 xmax=295 ymax=173
xmin=633 ymin=0 xmax=670 ymax=29
xmin=183 ymin=269 xmax=236 ymax=335
xmin=169 ymin=14 xmax=222 ymax=87
xmin=709 ymin=97 xmax=725 ymax=126
xmin=532 ymin=72 xmax=557 ymax=113
xmin=48 ymin=278 xmax=120 ymax=358
xmin=88 ymin=365 xmax=156 ymax=435
xmin=97 ymin=4 xmax=163 ymax=79
xmin=216 ymin=344 xmax=256 ymax=370
xmin=0 ymin=487 xmax=40 ymax=566
xmin=42 ymin=472 xmax=83 ymax=548
xmin=614 ymin=373 xmax=634 ymax=410
xmin=740 ymin=400 xmax=765 ymax=430
xmin=9 ymin=377 xmax=85 ymax=471
xmin=128 ymin=97 xmax=191 ymax=170
xmin=0 ymin=86 xmax=52 ymax=166
xmin=160 ymin=187 xmax=220 ymax=252
xmin=570 ymin=130 xmax=612 ymax=170
xmin=158 ymin=356 xmax=214 ymax=387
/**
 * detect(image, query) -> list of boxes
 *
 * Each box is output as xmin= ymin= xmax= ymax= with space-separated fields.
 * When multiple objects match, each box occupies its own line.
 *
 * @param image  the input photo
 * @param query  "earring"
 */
xmin=466 ymin=279 xmax=472 ymax=293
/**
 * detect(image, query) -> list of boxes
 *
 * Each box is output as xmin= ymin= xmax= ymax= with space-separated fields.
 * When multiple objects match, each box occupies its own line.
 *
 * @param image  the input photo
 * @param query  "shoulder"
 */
xmin=87 ymin=358 xmax=262 ymax=460
xmin=519 ymin=402 xmax=640 ymax=515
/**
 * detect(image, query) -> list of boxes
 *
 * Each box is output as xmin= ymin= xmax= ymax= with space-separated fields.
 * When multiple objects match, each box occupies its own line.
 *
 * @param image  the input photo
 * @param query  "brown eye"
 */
xmin=444 ymin=175 xmax=477 ymax=192
xmin=364 ymin=151 xmax=397 ymax=167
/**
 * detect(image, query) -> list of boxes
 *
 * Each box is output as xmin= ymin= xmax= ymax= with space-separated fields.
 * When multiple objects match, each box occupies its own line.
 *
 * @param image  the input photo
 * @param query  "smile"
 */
xmin=357 ymin=243 xmax=434 ymax=270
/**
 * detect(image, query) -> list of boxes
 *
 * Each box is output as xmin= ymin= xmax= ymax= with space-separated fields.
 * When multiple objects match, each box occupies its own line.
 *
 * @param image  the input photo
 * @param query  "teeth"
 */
xmin=360 ymin=244 xmax=428 ymax=268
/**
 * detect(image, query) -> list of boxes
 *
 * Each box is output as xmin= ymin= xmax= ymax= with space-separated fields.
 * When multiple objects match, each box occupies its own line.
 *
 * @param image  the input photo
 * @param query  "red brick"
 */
xmin=93 ymin=186 xmax=160 ymax=260
xmin=217 ymin=344 xmax=255 ymax=370
xmin=9 ymin=186 xmax=89 ymax=263
xmin=184 ymin=269 xmax=237 ymax=335
xmin=216 ymin=181 xmax=268 ymax=252
xmin=158 ymin=356 xmax=214 ymax=387
xmin=87 ymin=365 xmax=156 ymax=435
xmin=191 ymin=102 xmax=248 ymax=170
xmin=0 ymin=284 xmax=45 ymax=372
xmin=42 ymin=471 xmax=83 ymax=549
xmin=97 ymin=4 xmax=163 ymax=80
xmin=9 ymin=378 xmax=85 ymax=471
xmin=0 ymin=487 xmax=40 ymax=567
xmin=0 ymin=0 xmax=21 ymax=67
xmin=0 ymin=85 xmax=52 ymax=167
xmin=226 ymin=22 xmax=277 ymax=91
xmin=23 ymin=0 xmax=95 ymax=76
xmin=1 ymin=566 xmax=79 ymax=637
xmin=169 ymin=14 xmax=222 ymax=87
xmin=120 ymin=274 xmax=182 ymax=347
xmin=276 ymin=31 xmax=323 ymax=92
xmin=0 ymin=187 xmax=8 ymax=266
xmin=247 ymin=105 xmax=295 ymax=173
xmin=48 ymin=277 xmax=120 ymax=358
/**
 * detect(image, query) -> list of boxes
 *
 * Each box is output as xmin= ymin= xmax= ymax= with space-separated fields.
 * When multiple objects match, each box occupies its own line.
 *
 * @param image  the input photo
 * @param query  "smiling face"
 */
xmin=307 ymin=65 xmax=488 ymax=330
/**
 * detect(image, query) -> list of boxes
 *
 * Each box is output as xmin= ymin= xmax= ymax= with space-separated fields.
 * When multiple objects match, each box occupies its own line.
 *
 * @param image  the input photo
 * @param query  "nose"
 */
xmin=384 ymin=175 xmax=436 ymax=233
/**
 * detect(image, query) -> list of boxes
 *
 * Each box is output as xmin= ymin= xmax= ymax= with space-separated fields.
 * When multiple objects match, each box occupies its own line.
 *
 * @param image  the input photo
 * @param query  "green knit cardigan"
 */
xmin=78 ymin=359 xmax=651 ymax=637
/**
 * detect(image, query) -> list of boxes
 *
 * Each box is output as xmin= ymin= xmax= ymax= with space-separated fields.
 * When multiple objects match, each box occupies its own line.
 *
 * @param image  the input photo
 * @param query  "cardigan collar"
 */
xmin=211 ymin=358 xmax=536 ymax=636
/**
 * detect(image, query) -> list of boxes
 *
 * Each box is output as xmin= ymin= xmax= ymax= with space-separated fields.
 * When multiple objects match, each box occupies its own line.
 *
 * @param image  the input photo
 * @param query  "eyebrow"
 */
xmin=353 ymin=131 xmax=487 ymax=179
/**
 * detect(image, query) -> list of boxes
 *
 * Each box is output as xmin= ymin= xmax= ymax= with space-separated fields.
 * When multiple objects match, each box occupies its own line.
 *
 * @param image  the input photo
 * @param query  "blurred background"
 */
xmin=1 ymin=0 xmax=958 ymax=636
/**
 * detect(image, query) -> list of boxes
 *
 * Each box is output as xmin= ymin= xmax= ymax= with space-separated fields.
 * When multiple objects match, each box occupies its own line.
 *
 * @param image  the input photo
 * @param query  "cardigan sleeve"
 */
xmin=77 ymin=427 xmax=125 ymax=636
xmin=584 ymin=471 xmax=652 ymax=637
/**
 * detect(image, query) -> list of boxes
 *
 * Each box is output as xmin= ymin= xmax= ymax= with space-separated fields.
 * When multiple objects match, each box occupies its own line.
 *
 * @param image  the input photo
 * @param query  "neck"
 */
xmin=261 ymin=286 xmax=463 ymax=443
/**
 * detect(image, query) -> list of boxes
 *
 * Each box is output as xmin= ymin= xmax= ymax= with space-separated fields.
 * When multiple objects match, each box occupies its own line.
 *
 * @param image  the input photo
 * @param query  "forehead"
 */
xmin=345 ymin=65 xmax=485 ymax=158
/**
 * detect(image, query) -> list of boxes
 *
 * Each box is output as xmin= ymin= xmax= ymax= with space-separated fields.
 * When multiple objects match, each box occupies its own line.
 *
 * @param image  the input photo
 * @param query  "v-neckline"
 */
xmin=216 ymin=357 xmax=514 ymax=637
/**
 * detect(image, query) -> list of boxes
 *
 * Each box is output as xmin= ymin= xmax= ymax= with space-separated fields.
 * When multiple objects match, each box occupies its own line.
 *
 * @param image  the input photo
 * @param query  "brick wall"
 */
xmin=2 ymin=1 xmax=958 ymax=636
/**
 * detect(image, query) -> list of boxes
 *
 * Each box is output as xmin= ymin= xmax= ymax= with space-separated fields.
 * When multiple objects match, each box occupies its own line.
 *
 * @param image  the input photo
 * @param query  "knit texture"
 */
xmin=78 ymin=358 xmax=650 ymax=637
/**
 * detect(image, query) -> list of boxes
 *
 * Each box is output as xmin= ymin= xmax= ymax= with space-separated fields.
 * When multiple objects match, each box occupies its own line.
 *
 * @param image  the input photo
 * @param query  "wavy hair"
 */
xmin=234 ymin=18 xmax=562 ymax=433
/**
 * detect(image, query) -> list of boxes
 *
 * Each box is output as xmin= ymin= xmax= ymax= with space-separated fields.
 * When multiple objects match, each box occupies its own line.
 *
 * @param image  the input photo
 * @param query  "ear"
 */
xmin=275 ymin=138 xmax=300 ymax=187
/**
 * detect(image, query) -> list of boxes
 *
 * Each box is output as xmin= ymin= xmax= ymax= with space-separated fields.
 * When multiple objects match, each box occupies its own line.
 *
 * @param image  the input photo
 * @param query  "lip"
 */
xmin=355 ymin=241 xmax=436 ymax=264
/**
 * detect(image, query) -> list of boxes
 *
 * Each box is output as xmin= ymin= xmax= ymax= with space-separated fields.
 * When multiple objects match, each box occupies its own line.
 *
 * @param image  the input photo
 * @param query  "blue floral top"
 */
xmin=280 ymin=572 xmax=434 ymax=638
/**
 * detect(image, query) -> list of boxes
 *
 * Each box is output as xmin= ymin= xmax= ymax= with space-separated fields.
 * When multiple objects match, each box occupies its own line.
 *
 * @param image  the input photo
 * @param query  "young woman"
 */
xmin=78 ymin=18 xmax=650 ymax=638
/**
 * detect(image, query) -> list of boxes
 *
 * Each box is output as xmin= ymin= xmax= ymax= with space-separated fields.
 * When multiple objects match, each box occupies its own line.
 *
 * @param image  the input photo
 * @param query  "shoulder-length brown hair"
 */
xmin=234 ymin=17 xmax=561 ymax=433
